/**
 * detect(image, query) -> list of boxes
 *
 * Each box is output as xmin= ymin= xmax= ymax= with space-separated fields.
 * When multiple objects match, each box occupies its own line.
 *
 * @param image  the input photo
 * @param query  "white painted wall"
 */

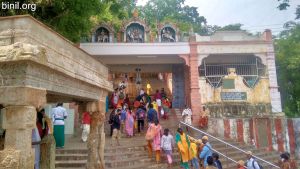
xmin=80 ymin=42 xmax=190 ymax=56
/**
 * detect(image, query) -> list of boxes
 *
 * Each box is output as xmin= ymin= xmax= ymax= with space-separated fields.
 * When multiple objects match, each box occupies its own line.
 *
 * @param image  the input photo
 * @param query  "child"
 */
xmin=190 ymin=139 xmax=200 ymax=169
xmin=237 ymin=160 xmax=246 ymax=169
xmin=196 ymin=139 xmax=205 ymax=169
xmin=161 ymin=128 xmax=175 ymax=168
xmin=212 ymin=152 xmax=222 ymax=169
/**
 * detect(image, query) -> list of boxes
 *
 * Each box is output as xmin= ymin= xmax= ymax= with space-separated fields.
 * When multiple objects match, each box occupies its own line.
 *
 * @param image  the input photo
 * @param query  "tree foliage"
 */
xmin=219 ymin=23 xmax=243 ymax=31
xmin=138 ymin=0 xmax=207 ymax=34
xmin=200 ymin=23 xmax=244 ymax=35
xmin=275 ymin=23 xmax=300 ymax=117
xmin=0 ymin=0 xmax=135 ymax=42
xmin=277 ymin=0 xmax=300 ymax=19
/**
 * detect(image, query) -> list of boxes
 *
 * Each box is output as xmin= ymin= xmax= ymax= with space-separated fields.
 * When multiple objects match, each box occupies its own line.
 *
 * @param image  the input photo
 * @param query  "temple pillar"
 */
xmin=2 ymin=106 xmax=36 ymax=169
xmin=179 ymin=55 xmax=191 ymax=107
xmin=109 ymin=32 xmax=113 ymax=43
xmin=86 ymin=100 xmax=106 ymax=169
xmin=92 ymin=33 xmax=96 ymax=42
xmin=266 ymin=48 xmax=282 ymax=113
xmin=0 ymin=87 xmax=46 ymax=169
xmin=188 ymin=36 xmax=202 ymax=125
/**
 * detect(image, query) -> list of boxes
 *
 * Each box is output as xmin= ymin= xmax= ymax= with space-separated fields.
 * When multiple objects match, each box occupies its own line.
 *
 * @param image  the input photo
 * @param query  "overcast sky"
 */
xmin=137 ymin=0 xmax=299 ymax=35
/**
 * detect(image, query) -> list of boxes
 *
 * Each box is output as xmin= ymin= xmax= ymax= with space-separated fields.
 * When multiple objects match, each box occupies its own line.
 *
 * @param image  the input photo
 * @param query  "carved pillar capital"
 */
xmin=2 ymin=106 xmax=36 ymax=130
xmin=0 ymin=86 xmax=46 ymax=108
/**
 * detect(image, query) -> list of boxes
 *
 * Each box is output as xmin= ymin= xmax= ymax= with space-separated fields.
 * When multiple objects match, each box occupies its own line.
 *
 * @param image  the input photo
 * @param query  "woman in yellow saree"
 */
xmin=175 ymin=128 xmax=192 ymax=169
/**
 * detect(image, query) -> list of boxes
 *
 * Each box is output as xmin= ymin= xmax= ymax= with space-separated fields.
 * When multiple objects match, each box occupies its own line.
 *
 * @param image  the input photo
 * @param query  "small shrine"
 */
xmin=158 ymin=22 xmax=179 ymax=42
xmin=92 ymin=23 xmax=114 ymax=43
xmin=121 ymin=9 xmax=150 ymax=43
xmin=91 ymin=9 xmax=183 ymax=43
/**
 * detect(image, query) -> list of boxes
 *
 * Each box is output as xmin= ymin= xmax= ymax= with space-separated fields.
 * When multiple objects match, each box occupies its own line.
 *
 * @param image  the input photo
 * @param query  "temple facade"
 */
xmin=81 ymin=13 xmax=283 ymax=123
xmin=1 ymin=12 xmax=298 ymax=169
xmin=80 ymin=13 xmax=300 ymax=155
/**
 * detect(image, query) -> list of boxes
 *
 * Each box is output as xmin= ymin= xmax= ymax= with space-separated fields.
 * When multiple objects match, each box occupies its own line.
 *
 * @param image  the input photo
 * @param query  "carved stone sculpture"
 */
xmin=0 ymin=42 xmax=46 ymax=63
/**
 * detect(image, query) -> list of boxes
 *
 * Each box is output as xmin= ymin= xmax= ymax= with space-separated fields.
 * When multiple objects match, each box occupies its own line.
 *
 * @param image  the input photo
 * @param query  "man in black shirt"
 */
xmin=111 ymin=109 xmax=121 ymax=146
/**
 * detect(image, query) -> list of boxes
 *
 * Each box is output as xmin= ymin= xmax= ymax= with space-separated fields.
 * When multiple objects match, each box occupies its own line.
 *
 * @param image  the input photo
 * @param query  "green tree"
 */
xmin=275 ymin=23 xmax=300 ymax=117
xmin=0 ymin=0 xmax=135 ymax=42
xmin=139 ymin=0 xmax=207 ymax=34
xmin=277 ymin=0 xmax=300 ymax=19
xmin=219 ymin=23 xmax=243 ymax=31
xmin=0 ymin=0 xmax=102 ymax=42
xmin=200 ymin=23 xmax=244 ymax=35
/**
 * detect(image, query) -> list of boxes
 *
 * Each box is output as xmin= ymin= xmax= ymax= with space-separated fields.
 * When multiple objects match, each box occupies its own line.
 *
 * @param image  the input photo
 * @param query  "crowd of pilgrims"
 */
xmin=107 ymin=86 xmax=298 ymax=169
xmin=107 ymin=86 xmax=222 ymax=169
xmin=108 ymin=87 xmax=171 ymax=138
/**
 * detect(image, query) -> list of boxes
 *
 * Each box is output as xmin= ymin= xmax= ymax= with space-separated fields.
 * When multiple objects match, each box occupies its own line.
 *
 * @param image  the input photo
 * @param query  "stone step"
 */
xmin=56 ymin=157 xmax=182 ymax=169
xmin=106 ymin=160 xmax=181 ymax=169
xmin=56 ymin=109 xmax=292 ymax=169
xmin=55 ymin=160 xmax=86 ymax=168
xmin=57 ymin=152 xmax=150 ymax=161
xmin=56 ymin=149 xmax=88 ymax=154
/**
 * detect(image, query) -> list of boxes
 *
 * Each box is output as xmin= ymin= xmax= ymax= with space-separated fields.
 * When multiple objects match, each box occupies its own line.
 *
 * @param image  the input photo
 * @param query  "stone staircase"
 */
xmin=56 ymin=109 xmax=298 ymax=169
xmin=56 ymin=116 xmax=182 ymax=169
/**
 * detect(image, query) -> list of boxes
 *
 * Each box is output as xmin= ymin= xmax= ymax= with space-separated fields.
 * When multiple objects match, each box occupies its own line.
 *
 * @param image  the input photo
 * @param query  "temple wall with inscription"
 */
xmin=196 ymin=30 xmax=282 ymax=116
xmin=199 ymin=75 xmax=270 ymax=104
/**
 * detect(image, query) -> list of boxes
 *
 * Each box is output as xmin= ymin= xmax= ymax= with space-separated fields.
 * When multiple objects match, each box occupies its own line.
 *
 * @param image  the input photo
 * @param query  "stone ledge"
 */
xmin=0 ymin=16 xmax=113 ymax=93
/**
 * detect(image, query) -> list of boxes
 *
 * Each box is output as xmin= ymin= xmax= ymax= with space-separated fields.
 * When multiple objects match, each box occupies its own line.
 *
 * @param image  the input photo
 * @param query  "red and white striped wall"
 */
xmin=207 ymin=117 xmax=300 ymax=158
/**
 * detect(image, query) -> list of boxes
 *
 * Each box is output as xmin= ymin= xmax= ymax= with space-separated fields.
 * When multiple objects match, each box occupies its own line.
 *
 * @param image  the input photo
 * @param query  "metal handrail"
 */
xmin=180 ymin=121 xmax=280 ymax=168
xmin=212 ymin=146 xmax=248 ymax=169
xmin=188 ymin=134 xmax=248 ymax=168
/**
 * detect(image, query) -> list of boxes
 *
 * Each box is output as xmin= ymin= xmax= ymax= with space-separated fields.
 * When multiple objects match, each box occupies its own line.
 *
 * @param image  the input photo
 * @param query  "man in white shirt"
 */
xmin=182 ymin=105 xmax=192 ymax=132
xmin=246 ymin=151 xmax=261 ymax=169
xmin=51 ymin=103 xmax=68 ymax=148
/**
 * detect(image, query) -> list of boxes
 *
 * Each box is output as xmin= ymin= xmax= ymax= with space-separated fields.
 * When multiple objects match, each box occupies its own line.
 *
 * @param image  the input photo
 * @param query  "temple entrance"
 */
xmin=107 ymin=63 xmax=187 ymax=109
xmin=110 ymin=72 xmax=171 ymax=100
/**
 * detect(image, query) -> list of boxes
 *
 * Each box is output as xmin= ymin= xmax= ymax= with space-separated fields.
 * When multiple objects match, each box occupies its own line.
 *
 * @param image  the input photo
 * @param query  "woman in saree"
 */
xmin=125 ymin=107 xmax=134 ymax=137
xmin=152 ymin=120 xmax=162 ymax=163
xmin=175 ymin=128 xmax=192 ymax=169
